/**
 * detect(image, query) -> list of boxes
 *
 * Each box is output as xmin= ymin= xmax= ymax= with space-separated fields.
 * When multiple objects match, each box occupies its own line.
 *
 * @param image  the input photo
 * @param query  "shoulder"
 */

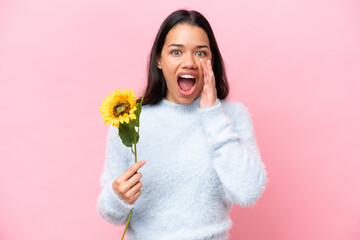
xmin=220 ymin=99 xmax=255 ymax=132
xmin=140 ymin=102 xmax=161 ymax=113
xmin=219 ymin=100 xmax=257 ymax=140
xmin=220 ymin=99 xmax=246 ymax=109
xmin=220 ymin=99 xmax=252 ymax=120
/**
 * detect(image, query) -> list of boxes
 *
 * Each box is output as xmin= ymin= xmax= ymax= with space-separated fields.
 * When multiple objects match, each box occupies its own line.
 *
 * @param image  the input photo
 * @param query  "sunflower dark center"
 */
xmin=113 ymin=101 xmax=130 ymax=117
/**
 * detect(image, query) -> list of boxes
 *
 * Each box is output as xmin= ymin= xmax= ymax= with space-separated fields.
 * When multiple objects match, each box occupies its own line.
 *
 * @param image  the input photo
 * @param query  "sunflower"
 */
xmin=100 ymin=88 xmax=137 ymax=127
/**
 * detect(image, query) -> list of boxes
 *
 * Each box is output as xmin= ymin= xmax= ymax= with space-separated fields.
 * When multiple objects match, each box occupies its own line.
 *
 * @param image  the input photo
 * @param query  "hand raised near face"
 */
xmin=112 ymin=160 xmax=146 ymax=205
xmin=200 ymin=59 xmax=217 ymax=109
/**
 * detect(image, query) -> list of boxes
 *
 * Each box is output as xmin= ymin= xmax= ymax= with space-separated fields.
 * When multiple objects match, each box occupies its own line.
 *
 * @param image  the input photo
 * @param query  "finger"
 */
xmin=206 ymin=59 xmax=214 ymax=85
xmin=206 ymin=61 xmax=216 ymax=94
xmin=200 ymin=58 xmax=206 ymax=72
xmin=204 ymin=60 xmax=217 ymax=106
xmin=115 ymin=172 xmax=142 ymax=194
xmin=126 ymin=172 xmax=143 ymax=188
xmin=207 ymin=60 xmax=214 ymax=83
xmin=207 ymin=59 xmax=212 ymax=70
xmin=202 ymin=85 xmax=208 ymax=105
xmin=127 ymin=181 xmax=143 ymax=197
xmin=131 ymin=189 xmax=142 ymax=203
xmin=202 ymin=84 xmax=208 ymax=94
xmin=122 ymin=160 xmax=146 ymax=181
xmin=200 ymin=85 xmax=206 ymax=106
xmin=200 ymin=59 xmax=208 ymax=83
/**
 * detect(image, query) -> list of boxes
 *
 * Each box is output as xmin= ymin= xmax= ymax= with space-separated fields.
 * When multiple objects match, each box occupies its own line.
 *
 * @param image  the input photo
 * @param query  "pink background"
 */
xmin=1 ymin=0 xmax=359 ymax=239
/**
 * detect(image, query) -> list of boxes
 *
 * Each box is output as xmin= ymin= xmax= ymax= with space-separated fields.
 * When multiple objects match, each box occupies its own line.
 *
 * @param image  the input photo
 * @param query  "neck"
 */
xmin=157 ymin=96 xmax=201 ymax=115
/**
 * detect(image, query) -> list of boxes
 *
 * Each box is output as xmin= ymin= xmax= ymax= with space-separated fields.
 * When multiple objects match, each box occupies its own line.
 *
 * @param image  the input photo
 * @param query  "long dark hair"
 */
xmin=141 ymin=9 xmax=229 ymax=105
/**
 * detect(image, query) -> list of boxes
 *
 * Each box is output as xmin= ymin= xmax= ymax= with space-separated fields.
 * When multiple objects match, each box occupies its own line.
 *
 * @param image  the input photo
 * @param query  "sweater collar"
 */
xmin=158 ymin=96 xmax=201 ymax=114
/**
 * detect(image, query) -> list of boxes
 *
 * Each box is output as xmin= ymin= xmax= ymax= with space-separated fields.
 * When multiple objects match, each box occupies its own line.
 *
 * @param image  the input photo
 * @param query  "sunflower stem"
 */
xmin=121 ymin=209 xmax=133 ymax=240
xmin=121 ymin=127 xmax=138 ymax=239
xmin=133 ymin=127 xmax=137 ymax=164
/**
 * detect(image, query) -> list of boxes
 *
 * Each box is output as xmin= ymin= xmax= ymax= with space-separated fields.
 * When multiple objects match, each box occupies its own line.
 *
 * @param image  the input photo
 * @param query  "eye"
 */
xmin=195 ymin=51 xmax=207 ymax=57
xmin=171 ymin=50 xmax=181 ymax=56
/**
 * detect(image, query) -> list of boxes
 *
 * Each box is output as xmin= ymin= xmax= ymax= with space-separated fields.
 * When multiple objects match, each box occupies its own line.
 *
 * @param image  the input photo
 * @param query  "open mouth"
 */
xmin=177 ymin=74 xmax=197 ymax=96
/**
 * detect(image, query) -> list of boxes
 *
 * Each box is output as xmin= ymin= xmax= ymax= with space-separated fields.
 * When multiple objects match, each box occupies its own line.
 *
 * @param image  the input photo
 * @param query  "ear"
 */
xmin=157 ymin=57 xmax=162 ymax=69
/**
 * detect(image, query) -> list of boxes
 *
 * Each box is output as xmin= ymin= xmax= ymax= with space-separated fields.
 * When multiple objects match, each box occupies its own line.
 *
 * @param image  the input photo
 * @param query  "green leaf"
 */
xmin=118 ymin=96 xmax=143 ymax=148
xmin=126 ymin=95 xmax=144 ymax=129
xmin=128 ymin=118 xmax=137 ymax=128
xmin=133 ymin=95 xmax=144 ymax=127
xmin=118 ymin=124 xmax=134 ymax=148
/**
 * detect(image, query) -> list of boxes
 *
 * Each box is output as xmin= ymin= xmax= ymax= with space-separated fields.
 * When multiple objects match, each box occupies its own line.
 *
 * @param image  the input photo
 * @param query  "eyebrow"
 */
xmin=167 ymin=43 xmax=209 ymax=49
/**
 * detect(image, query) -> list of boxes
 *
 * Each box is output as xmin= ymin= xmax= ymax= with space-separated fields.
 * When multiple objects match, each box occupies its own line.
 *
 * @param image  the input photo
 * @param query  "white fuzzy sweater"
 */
xmin=97 ymin=96 xmax=267 ymax=240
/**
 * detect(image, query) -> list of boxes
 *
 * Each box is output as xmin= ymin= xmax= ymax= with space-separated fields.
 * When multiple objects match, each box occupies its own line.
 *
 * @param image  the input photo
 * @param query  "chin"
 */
xmin=176 ymin=94 xmax=200 ymax=105
xmin=166 ymin=86 xmax=201 ymax=105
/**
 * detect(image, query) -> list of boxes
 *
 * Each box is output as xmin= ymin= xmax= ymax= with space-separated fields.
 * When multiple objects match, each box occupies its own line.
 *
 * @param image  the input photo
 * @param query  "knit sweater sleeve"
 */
xmin=199 ymin=99 xmax=267 ymax=207
xmin=96 ymin=126 xmax=134 ymax=225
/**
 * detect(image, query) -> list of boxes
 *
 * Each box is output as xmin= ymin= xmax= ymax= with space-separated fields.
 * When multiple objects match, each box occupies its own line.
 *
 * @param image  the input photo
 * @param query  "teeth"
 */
xmin=179 ymin=74 xmax=195 ymax=79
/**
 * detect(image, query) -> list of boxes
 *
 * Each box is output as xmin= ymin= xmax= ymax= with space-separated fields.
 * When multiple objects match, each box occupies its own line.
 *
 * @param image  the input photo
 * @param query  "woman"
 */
xmin=97 ymin=9 xmax=267 ymax=240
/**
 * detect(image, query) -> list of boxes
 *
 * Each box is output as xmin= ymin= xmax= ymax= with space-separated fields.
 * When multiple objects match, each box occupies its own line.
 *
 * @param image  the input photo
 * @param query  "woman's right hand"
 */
xmin=112 ymin=160 xmax=146 ymax=205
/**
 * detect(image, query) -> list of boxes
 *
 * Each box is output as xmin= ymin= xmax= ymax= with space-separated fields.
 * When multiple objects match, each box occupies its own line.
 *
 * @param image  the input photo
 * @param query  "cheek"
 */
xmin=162 ymin=61 xmax=177 ymax=75
xmin=161 ymin=64 xmax=178 ymax=87
xmin=199 ymin=78 xmax=205 ymax=87
xmin=160 ymin=63 xmax=171 ymax=76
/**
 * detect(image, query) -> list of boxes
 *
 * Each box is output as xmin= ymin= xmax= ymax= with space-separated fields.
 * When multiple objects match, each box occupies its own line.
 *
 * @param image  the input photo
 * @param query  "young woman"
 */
xmin=97 ymin=9 xmax=267 ymax=240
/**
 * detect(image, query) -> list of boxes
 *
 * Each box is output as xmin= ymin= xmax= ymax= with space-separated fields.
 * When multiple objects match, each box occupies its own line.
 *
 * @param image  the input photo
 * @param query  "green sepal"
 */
xmin=129 ymin=95 xmax=144 ymax=128
xmin=118 ymin=124 xmax=139 ymax=147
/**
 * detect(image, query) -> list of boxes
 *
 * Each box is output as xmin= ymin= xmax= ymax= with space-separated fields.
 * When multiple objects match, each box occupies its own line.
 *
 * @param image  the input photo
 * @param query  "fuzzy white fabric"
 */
xmin=97 ymin=96 xmax=268 ymax=240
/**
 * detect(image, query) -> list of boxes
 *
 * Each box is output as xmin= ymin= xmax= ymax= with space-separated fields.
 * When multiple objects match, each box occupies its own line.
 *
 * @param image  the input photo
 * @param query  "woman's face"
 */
xmin=157 ymin=24 xmax=212 ymax=105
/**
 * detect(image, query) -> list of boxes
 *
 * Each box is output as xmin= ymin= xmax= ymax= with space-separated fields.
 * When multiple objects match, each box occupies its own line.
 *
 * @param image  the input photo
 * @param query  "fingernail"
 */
xmin=141 ymin=160 xmax=146 ymax=164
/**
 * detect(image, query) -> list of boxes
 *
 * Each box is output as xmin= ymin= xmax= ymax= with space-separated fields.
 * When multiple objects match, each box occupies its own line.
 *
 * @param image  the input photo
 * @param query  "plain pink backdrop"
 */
xmin=1 ymin=0 xmax=359 ymax=239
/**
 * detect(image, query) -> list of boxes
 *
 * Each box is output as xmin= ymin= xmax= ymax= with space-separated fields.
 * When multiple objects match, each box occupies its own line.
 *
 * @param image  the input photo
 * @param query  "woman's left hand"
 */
xmin=200 ymin=59 xmax=217 ymax=108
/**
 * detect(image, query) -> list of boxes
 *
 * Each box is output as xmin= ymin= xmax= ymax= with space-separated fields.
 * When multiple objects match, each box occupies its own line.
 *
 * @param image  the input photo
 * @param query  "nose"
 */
xmin=181 ymin=53 xmax=197 ymax=69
